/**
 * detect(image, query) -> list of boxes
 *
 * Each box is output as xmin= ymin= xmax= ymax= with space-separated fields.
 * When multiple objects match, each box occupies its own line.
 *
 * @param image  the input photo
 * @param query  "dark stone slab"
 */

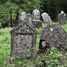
xmin=32 ymin=20 xmax=42 ymax=28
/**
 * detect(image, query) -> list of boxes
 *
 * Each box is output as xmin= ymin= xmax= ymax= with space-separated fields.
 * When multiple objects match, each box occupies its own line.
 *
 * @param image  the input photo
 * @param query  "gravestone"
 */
xmin=10 ymin=22 xmax=37 ymax=58
xmin=41 ymin=12 xmax=52 ymax=24
xmin=40 ymin=24 xmax=67 ymax=51
xmin=27 ymin=13 xmax=33 ymax=25
xmin=32 ymin=9 xmax=40 ymax=20
xmin=18 ymin=12 xmax=27 ymax=24
xmin=0 ymin=23 xmax=2 ymax=28
xmin=58 ymin=10 xmax=66 ymax=24
xmin=32 ymin=9 xmax=42 ymax=28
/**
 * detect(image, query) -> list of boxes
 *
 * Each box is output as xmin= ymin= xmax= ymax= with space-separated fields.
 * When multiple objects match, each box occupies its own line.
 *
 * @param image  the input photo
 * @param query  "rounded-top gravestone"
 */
xmin=58 ymin=10 xmax=66 ymax=24
xmin=19 ymin=12 xmax=27 ymax=23
xmin=32 ymin=9 xmax=42 ymax=28
xmin=41 ymin=12 xmax=52 ymax=24
xmin=32 ymin=9 xmax=40 ymax=20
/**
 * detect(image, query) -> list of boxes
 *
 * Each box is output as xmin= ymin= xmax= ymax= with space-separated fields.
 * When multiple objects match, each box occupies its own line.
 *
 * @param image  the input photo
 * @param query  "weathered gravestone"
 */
xmin=41 ymin=12 xmax=52 ymax=24
xmin=58 ymin=10 xmax=66 ymax=24
xmin=10 ymin=22 xmax=37 ymax=58
xmin=32 ymin=9 xmax=42 ymax=28
xmin=40 ymin=24 xmax=67 ymax=51
xmin=18 ymin=12 xmax=27 ymax=24
xmin=32 ymin=9 xmax=40 ymax=20
xmin=27 ymin=13 xmax=33 ymax=25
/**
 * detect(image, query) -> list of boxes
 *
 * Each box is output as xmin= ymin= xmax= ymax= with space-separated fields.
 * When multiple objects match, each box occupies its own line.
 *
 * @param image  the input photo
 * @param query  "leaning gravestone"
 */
xmin=58 ymin=10 xmax=66 ymax=24
xmin=18 ymin=12 xmax=27 ymax=24
xmin=40 ymin=24 xmax=67 ymax=51
xmin=10 ymin=21 xmax=37 ymax=58
xmin=41 ymin=12 xmax=52 ymax=24
xmin=32 ymin=9 xmax=42 ymax=28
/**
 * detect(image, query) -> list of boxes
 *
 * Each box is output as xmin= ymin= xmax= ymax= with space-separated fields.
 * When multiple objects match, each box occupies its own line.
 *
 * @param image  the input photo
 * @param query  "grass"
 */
xmin=0 ymin=23 xmax=67 ymax=67
xmin=0 ymin=28 xmax=12 ymax=67
xmin=61 ymin=23 xmax=67 ymax=32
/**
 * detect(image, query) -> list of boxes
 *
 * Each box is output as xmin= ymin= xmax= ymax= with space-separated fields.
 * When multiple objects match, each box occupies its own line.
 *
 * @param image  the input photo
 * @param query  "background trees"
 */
xmin=40 ymin=0 xmax=67 ymax=21
xmin=0 ymin=0 xmax=67 ymax=22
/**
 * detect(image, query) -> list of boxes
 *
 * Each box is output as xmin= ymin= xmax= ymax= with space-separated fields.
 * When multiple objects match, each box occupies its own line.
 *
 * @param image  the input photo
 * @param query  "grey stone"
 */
xmin=32 ymin=9 xmax=40 ymax=20
xmin=58 ymin=10 xmax=66 ymax=24
xmin=18 ymin=12 xmax=27 ymax=24
xmin=41 ymin=12 xmax=52 ymax=24
xmin=32 ymin=9 xmax=42 ymax=28
xmin=10 ymin=22 xmax=37 ymax=59
xmin=40 ymin=24 xmax=67 ymax=51
xmin=27 ymin=13 xmax=33 ymax=25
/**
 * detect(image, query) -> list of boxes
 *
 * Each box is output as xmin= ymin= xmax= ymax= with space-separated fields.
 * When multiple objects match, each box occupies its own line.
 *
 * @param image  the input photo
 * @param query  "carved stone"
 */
xmin=32 ymin=9 xmax=42 ymax=28
xmin=11 ymin=22 xmax=37 ymax=59
xmin=18 ymin=12 xmax=27 ymax=24
xmin=32 ymin=9 xmax=40 ymax=20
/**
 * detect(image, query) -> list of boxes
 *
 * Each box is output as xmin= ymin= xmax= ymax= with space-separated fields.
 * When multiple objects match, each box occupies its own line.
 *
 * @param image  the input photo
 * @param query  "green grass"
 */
xmin=0 ymin=23 xmax=67 ymax=67
xmin=61 ymin=23 xmax=67 ymax=32
xmin=0 ymin=28 xmax=12 ymax=67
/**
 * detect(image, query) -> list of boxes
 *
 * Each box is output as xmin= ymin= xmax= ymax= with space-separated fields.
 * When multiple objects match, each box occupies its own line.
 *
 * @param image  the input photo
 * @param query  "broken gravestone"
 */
xmin=40 ymin=24 xmax=67 ymax=51
xmin=41 ymin=12 xmax=52 ymax=24
xmin=58 ymin=10 xmax=66 ymax=24
xmin=10 ymin=21 xmax=37 ymax=59
xmin=32 ymin=9 xmax=42 ymax=28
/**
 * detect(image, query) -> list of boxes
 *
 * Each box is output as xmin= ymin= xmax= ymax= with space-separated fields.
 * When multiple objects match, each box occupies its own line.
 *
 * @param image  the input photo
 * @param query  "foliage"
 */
xmin=61 ymin=23 xmax=67 ymax=32
xmin=0 ymin=0 xmax=41 ymax=23
xmin=0 ymin=23 xmax=67 ymax=67
xmin=0 ymin=0 xmax=67 ymax=22
xmin=40 ymin=0 xmax=67 ymax=20
xmin=0 ymin=2 xmax=19 ymax=22
xmin=0 ymin=28 xmax=11 ymax=67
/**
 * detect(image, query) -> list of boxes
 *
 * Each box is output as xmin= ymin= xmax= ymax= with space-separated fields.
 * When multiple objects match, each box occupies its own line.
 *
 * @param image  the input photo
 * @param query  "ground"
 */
xmin=0 ymin=23 xmax=67 ymax=67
